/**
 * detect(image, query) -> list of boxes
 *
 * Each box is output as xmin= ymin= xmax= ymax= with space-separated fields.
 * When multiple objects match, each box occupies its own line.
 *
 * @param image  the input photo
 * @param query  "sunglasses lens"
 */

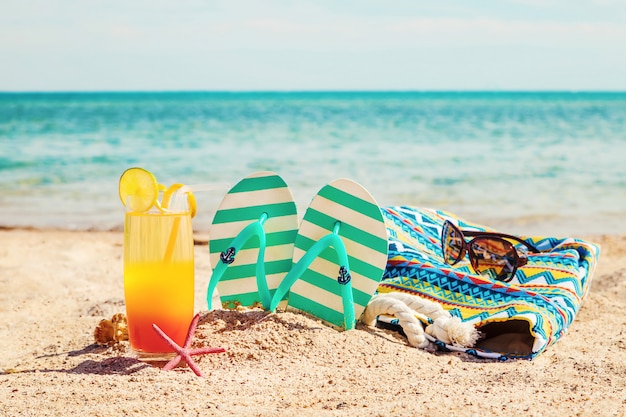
xmin=469 ymin=238 xmax=517 ymax=281
xmin=442 ymin=222 xmax=464 ymax=265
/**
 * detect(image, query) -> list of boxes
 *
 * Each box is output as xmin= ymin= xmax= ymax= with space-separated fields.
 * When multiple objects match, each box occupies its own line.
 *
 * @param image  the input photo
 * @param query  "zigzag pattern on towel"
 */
xmin=383 ymin=261 xmax=563 ymax=319
xmin=378 ymin=206 xmax=599 ymax=360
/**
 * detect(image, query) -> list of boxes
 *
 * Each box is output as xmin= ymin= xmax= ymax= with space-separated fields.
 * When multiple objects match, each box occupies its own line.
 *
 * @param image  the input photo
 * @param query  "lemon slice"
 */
xmin=118 ymin=167 xmax=159 ymax=212
xmin=162 ymin=183 xmax=197 ymax=218
xmin=155 ymin=183 xmax=168 ymax=212
xmin=187 ymin=191 xmax=197 ymax=218
xmin=161 ymin=183 xmax=184 ymax=209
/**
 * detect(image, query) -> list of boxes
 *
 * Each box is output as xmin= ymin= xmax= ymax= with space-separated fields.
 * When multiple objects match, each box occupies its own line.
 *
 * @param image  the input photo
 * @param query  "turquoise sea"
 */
xmin=1 ymin=91 xmax=625 ymax=237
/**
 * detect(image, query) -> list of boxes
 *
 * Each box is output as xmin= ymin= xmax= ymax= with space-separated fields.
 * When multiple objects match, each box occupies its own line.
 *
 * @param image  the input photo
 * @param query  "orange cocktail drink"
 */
xmin=124 ymin=207 xmax=194 ymax=360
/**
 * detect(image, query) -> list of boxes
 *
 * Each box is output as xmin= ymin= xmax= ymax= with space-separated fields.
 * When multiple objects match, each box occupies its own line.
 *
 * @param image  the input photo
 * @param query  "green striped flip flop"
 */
xmin=270 ymin=179 xmax=388 ymax=330
xmin=206 ymin=172 xmax=298 ymax=310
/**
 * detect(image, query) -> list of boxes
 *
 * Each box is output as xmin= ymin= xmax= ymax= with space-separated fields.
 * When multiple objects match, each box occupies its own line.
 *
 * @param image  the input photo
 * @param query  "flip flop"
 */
xmin=270 ymin=179 xmax=388 ymax=330
xmin=207 ymin=172 xmax=298 ymax=310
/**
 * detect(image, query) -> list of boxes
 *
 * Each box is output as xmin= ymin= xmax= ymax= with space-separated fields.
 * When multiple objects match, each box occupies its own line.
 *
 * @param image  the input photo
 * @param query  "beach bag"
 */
xmin=373 ymin=206 xmax=600 ymax=360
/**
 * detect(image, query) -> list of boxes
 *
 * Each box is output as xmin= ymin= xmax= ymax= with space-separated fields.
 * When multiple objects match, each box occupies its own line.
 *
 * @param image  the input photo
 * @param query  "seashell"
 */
xmin=111 ymin=313 xmax=129 ymax=342
xmin=94 ymin=319 xmax=115 ymax=345
xmin=94 ymin=313 xmax=129 ymax=345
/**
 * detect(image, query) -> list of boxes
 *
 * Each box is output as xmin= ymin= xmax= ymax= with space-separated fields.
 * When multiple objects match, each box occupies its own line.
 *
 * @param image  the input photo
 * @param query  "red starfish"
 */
xmin=151 ymin=313 xmax=225 ymax=377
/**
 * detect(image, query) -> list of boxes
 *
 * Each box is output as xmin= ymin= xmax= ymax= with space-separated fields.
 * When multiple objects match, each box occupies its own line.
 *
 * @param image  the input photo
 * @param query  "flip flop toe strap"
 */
xmin=206 ymin=213 xmax=271 ymax=310
xmin=270 ymin=221 xmax=356 ymax=330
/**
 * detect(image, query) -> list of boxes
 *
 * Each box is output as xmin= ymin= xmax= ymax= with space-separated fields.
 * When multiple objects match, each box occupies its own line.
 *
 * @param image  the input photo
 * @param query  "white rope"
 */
xmin=378 ymin=292 xmax=451 ymax=321
xmin=363 ymin=292 xmax=480 ymax=349
xmin=363 ymin=294 xmax=432 ymax=349
xmin=426 ymin=316 xmax=480 ymax=348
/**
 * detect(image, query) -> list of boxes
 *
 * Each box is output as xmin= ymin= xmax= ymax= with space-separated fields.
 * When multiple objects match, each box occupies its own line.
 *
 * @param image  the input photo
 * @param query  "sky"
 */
xmin=1 ymin=0 xmax=625 ymax=92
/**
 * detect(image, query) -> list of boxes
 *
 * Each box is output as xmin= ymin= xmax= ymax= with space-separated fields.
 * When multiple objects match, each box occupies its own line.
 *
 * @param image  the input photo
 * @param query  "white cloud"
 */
xmin=148 ymin=15 xmax=626 ymax=52
xmin=1 ymin=0 xmax=625 ymax=90
xmin=2 ymin=0 xmax=625 ymax=51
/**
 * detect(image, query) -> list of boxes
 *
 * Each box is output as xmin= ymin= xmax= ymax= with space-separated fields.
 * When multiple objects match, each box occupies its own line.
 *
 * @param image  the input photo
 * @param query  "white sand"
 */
xmin=1 ymin=229 xmax=625 ymax=416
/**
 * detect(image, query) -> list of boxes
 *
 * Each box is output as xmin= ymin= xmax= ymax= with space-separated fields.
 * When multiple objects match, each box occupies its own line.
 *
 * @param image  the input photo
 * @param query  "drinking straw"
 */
xmin=163 ymin=183 xmax=229 ymax=263
xmin=163 ymin=215 xmax=181 ymax=264
xmin=169 ymin=183 xmax=230 ymax=212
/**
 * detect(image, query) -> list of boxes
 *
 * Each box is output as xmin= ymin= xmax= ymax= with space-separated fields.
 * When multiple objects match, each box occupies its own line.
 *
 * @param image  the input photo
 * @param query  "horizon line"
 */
xmin=2 ymin=89 xmax=626 ymax=94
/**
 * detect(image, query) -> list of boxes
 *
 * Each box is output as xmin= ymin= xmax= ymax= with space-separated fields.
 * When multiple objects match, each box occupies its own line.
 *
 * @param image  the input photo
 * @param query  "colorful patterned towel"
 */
xmin=376 ymin=206 xmax=600 ymax=360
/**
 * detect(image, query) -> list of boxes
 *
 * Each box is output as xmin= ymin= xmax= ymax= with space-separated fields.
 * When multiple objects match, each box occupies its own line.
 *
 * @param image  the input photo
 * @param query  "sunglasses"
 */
xmin=441 ymin=220 xmax=541 ymax=282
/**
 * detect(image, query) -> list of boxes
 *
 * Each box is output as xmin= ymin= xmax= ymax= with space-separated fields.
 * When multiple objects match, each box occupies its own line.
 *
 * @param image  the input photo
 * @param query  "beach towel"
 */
xmin=375 ymin=206 xmax=600 ymax=360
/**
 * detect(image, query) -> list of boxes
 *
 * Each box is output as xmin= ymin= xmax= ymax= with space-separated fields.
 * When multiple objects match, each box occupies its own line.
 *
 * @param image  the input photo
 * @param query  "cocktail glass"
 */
xmin=123 ymin=195 xmax=195 ymax=361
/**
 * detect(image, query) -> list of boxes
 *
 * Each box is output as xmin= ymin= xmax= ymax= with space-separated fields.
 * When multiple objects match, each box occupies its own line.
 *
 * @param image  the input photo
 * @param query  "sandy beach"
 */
xmin=1 ymin=228 xmax=624 ymax=417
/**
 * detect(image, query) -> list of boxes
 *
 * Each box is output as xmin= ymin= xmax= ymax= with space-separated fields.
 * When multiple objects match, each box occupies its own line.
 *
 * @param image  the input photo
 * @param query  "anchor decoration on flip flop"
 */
xmin=337 ymin=266 xmax=351 ymax=285
xmin=220 ymin=247 xmax=236 ymax=264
